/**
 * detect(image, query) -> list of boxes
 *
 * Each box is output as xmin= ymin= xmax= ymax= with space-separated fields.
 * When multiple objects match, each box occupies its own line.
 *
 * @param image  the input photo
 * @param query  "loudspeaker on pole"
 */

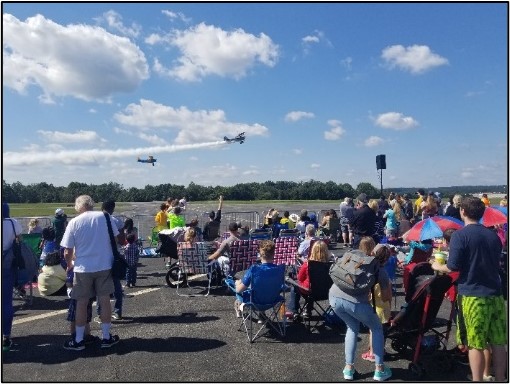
xmin=376 ymin=154 xmax=386 ymax=170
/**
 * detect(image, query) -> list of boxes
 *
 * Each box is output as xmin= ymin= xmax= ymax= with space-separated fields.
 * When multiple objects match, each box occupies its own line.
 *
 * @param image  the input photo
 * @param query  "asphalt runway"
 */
xmin=2 ymin=248 xmax=472 ymax=383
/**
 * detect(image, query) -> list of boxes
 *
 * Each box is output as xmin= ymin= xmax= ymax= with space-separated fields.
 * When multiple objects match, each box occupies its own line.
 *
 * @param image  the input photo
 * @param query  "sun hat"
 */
xmin=289 ymin=213 xmax=299 ymax=223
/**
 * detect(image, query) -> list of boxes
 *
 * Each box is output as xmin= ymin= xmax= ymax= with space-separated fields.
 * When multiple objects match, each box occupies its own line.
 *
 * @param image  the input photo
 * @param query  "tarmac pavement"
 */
xmin=2 ymin=244 xmax=472 ymax=383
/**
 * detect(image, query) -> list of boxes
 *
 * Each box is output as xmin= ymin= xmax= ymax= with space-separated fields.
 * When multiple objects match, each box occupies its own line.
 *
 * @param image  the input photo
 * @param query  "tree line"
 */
xmin=2 ymin=179 xmax=506 ymax=204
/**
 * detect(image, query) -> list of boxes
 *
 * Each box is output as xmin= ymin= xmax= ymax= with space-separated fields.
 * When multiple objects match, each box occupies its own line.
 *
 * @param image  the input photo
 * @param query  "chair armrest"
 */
xmin=285 ymin=277 xmax=310 ymax=294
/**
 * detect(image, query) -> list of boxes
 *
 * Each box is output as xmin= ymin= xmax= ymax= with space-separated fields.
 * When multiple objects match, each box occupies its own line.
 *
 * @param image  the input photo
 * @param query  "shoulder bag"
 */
xmin=104 ymin=212 xmax=128 ymax=280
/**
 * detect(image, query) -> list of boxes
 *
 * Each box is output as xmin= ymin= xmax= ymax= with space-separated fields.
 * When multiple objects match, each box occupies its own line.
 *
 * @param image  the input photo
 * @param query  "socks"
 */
xmin=75 ymin=326 xmax=85 ymax=343
xmin=101 ymin=322 xmax=111 ymax=340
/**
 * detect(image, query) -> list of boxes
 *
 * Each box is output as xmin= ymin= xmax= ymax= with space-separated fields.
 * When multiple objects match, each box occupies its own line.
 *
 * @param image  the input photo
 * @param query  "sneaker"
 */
xmin=93 ymin=316 xmax=102 ymax=324
xmin=63 ymin=338 xmax=85 ymax=351
xmin=111 ymin=313 xmax=122 ymax=320
xmin=343 ymin=367 xmax=355 ymax=380
xmin=361 ymin=351 xmax=376 ymax=362
xmin=467 ymin=374 xmax=495 ymax=382
xmin=2 ymin=338 xmax=13 ymax=352
xmin=373 ymin=367 xmax=392 ymax=381
xmin=100 ymin=334 xmax=120 ymax=349
xmin=83 ymin=334 xmax=100 ymax=345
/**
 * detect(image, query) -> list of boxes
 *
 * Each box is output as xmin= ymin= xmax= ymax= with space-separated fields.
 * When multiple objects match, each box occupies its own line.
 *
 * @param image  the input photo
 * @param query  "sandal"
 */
xmin=361 ymin=351 xmax=376 ymax=362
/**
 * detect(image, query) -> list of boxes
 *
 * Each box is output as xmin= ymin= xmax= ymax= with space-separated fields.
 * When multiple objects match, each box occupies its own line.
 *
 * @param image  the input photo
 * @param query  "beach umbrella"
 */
xmin=480 ymin=206 xmax=508 ymax=227
xmin=403 ymin=216 xmax=464 ymax=242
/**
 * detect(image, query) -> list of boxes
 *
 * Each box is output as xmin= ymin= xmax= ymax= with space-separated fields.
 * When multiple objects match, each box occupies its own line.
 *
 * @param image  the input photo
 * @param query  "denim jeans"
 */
xmin=97 ymin=277 xmax=123 ymax=317
xmin=2 ymin=267 xmax=15 ymax=337
xmin=330 ymin=296 xmax=385 ymax=365
xmin=126 ymin=266 xmax=137 ymax=286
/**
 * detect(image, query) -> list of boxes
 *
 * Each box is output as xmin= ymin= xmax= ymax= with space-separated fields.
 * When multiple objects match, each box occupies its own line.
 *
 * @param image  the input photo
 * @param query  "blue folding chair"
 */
xmin=226 ymin=264 xmax=286 ymax=343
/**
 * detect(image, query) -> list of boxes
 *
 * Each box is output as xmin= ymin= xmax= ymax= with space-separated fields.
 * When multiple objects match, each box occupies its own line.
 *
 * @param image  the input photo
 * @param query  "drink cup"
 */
xmin=434 ymin=252 xmax=447 ymax=265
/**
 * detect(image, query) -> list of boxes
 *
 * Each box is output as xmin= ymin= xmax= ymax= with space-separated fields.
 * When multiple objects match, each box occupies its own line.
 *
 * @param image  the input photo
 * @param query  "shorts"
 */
xmin=340 ymin=217 xmax=350 ymax=234
xmin=66 ymin=298 xmax=94 ymax=322
xmin=71 ymin=270 xmax=114 ymax=300
xmin=456 ymin=295 xmax=507 ymax=349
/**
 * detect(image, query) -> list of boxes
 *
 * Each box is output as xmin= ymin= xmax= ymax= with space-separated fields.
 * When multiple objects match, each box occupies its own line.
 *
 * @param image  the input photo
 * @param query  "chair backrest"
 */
xmin=272 ymin=222 xmax=288 ymax=239
xmin=279 ymin=228 xmax=300 ymax=238
xmin=274 ymin=237 xmax=299 ymax=265
xmin=177 ymin=242 xmax=210 ymax=274
xmin=229 ymin=240 xmax=260 ymax=275
xmin=249 ymin=228 xmax=272 ymax=241
xmin=307 ymin=260 xmax=333 ymax=301
xmin=250 ymin=263 xmax=285 ymax=305
xmin=21 ymin=233 xmax=43 ymax=257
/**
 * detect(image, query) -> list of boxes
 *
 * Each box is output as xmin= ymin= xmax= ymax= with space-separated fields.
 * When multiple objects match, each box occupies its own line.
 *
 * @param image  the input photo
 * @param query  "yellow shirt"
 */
xmin=373 ymin=283 xmax=391 ymax=323
xmin=155 ymin=211 xmax=168 ymax=230
xmin=414 ymin=196 xmax=423 ymax=216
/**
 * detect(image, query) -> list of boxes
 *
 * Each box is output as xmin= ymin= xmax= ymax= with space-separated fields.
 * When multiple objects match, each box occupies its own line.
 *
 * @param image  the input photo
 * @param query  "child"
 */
xmin=63 ymin=266 xmax=98 ymax=350
xmin=362 ymin=244 xmax=392 ymax=362
xmin=39 ymin=226 xmax=57 ymax=268
xmin=123 ymin=233 xmax=140 ymax=288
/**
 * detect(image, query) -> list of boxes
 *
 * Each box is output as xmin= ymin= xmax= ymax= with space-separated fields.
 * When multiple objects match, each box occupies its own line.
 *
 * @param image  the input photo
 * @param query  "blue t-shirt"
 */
xmin=447 ymin=224 xmax=502 ymax=297
xmin=241 ymin=262 xmax=278 ymax=287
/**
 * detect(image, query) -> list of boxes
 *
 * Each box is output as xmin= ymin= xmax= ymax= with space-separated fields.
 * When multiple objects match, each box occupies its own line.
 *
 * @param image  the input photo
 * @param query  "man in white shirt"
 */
xmin=61 ymin=195 xmax=120 ymax=351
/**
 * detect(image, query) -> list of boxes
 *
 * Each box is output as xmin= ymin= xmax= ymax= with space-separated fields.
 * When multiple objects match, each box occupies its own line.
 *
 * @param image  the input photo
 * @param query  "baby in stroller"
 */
xmin=385 ymin=262 xmax=458 ymax=378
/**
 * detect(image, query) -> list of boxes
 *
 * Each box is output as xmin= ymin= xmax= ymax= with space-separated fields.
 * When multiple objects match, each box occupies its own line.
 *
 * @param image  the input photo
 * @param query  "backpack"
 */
xmin=329 ymin=250 xmax=379 ymax=296
xmin=2 ymin=220 xmax=39 ymax=284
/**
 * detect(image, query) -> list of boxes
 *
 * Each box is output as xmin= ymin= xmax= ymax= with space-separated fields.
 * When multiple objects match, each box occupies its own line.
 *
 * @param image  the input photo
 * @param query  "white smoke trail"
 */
xmin=3 ymin=141 xmax=227 ymax=167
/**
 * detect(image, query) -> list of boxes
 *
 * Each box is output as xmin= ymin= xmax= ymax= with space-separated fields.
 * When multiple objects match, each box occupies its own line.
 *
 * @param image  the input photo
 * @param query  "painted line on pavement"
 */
xmin=13 ymin=287 xmax=160 ymax=325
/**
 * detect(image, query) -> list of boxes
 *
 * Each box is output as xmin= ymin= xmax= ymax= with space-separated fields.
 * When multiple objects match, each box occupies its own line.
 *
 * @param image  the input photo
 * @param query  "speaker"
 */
xmin=376 ymin=154 xmax=386 ymax=170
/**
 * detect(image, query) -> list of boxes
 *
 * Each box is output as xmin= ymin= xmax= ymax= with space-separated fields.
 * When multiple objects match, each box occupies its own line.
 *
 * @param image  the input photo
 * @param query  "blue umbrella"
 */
xmin=490 ymin=205 xmax=508 ymax=216
xmin=403 ymin=218 xmax=445 ymax=242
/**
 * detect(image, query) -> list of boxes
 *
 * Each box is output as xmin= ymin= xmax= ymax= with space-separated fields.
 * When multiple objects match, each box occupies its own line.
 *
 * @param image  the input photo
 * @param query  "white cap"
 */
xmin=55 ymin=208 xmax=64 ymax=216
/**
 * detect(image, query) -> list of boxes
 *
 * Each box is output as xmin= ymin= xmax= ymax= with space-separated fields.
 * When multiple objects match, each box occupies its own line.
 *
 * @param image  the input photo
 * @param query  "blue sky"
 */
xmin=3 ymin=2 xmax=508 ymax=190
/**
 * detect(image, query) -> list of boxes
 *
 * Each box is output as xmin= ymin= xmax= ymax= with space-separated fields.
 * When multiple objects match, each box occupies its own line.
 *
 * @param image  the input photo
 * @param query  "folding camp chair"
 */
xmin=21 ymin=233 xmax=42 ymax=259
xmin=273 ymin=237 xmax=299 ymax=266
xmin=229 ymin=240 xmax=259 ymax=276
xmin=249 ymin=228 xmax=273 ymax=241
xmin=228 ymin=264 xmax=286 ymax=343
xmin=286 ymin=260 xmax=336 ymax=332
xmin=175 ymin=242 xmax=218 ymax=297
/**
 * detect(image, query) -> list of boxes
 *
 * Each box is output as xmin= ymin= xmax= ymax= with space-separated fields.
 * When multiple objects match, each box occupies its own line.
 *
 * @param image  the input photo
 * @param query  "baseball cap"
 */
xmin=228 ymin=222 xmax=239 ymax=231
xmin=356 ymin=193 xmax=368 ymax=204
xmin=55 ymin=208 xmax=64 ymax=216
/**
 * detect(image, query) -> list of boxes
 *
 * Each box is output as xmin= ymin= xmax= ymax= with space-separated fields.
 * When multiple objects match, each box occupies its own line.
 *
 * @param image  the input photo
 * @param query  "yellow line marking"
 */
xmin=13 ymin=287 xmax=160 ymax=325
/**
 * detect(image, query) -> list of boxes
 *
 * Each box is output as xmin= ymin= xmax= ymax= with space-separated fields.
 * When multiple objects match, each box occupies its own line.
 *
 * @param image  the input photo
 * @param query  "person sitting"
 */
xmin=28 ymin=218 xmax=43 ymax=234
xmin=37 ymin=250 xmax=67 ymax=296
xmin=280 ymin=211 xmax=295 ymax=229
xmin=155 ymin=203 xmax=169 ymax=231
xmin=168 ymin=206 xmax=185 ymax=229
xmin=185 ymin=217 xmax=203 ymax=241
xmin=203 ymin=196 xmax=223 ymax=241
xmin=288 ymin=240 xmax=330 ymax=319
xmin=297 ymin=224 xmax=317 ymax=262
xmin=402 ymin=239 xmax=433 ymax=265
xmin=183 ymin=227 xmax=198 ymax=247
xmin=230 ymin=240 xmax=278 ymax=319
xmin=296 ymin=210 xmax=312 ymax=236
xmin=208 ymin=222 xmax=240 ymax=278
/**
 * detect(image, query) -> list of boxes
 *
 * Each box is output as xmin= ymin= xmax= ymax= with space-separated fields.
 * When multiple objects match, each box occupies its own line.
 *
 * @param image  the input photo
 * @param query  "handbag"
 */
xmin=2 ymin=219 xmax=38 ymax=284
xmin=104 ymin=212 xmax=128 ymax=280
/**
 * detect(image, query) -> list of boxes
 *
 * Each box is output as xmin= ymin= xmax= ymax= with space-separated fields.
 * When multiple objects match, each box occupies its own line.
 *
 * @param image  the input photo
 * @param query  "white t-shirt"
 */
xmin=60 ymin=211 xmax=119 ymax=273
xmin=3 ymin=218 xmax=22 ymax=251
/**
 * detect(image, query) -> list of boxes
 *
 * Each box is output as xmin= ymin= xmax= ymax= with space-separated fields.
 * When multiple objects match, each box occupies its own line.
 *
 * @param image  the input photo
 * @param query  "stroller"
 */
xmin=158 ymin=228 xmax=185 ymax=287
xmin=385 ymin=262 xmax=458 ymax=378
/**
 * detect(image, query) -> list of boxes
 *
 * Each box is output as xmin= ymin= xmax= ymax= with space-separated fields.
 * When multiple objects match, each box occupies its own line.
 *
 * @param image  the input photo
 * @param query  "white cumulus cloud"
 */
xmin=381 ymin=44 xmax=449 ymax=74
xmin=324 ymin=120 xmax=346 ymax=141
xmin=2 ymin=13 xmax=149 ymax=102
xmin=37 ymin=129 xmax=107 ymax=144
xmin=284 ymin=111 xmax=315 ymax=122
xmin=374 ymin=112 xmax=418 ymax=131
xmin=364 ymin=136 xmax=385 ymax=147
xmin=96 ymin=10 xmax=141 ymax=38
xmin=148 ymin=22 xmax=279 ymax=82
xmin=310 ymin=163 xmax=320 ymax=169
xmin=114 ymin=99 xmax=269 ymax=145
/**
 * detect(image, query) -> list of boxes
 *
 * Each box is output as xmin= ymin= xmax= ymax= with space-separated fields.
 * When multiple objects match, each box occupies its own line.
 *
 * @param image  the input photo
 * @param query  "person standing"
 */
xmin=123 ymin=233 xmax=140 ymax=288
xmin=339 ymin=197 xmax=354 ymax=247
xmin=52 ymin=208 xmax=68 ymax=246
xmin=413 ymin=189 xmax=426 ymax=223
xmin=61 ymin=195 xmax=120 ymax=350
xmin=2 ymin=202 xmax=23 ymax=351
xmin=349 ymin=193 xmax=377 ymax=250
xmin=155 ymin=203 xmax=169 ymax=231
xmin=431 ymin=196 xmax=507 ymax=382
xmin=203 ymin=195 xmax=223 ymax=241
